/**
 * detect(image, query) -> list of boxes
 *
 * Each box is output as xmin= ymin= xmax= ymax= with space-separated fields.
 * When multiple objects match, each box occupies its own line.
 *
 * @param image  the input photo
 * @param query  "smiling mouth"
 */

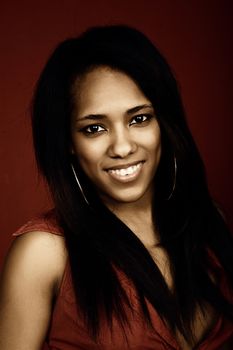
xmin=106 ymin=161 xmax=144 ymax=182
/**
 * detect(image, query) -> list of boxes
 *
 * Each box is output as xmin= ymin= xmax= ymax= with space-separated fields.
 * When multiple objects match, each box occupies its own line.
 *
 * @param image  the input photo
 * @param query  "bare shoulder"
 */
xmin=2 ymin=230 xmax=67 ymax=293
xmin=0 ymin=231 xmax=67 ymax=349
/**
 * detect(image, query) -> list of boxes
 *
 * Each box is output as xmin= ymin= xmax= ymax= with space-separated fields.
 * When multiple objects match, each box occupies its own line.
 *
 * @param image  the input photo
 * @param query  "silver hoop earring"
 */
xmin=166 ymin=156 xmax=177 ymax=201
xmin=71 ymin=163 xmax=89 ymax=205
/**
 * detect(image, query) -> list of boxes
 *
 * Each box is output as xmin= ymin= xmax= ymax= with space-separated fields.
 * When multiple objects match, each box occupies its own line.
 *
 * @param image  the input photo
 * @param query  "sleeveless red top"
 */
xmin=13 ymin=210 xmax=233 ymax=349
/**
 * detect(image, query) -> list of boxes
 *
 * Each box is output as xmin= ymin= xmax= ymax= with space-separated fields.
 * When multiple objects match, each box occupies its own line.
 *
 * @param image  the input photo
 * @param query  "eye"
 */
xmin=130 ymin=114 xmax=152 ymax=125
xmin=81 ymin=124 xmax=106 ymax=135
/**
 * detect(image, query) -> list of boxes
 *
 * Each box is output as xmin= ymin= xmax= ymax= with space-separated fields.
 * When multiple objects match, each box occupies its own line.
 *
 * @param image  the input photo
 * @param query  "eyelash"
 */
xmin=80 ymin=114 xmax=153 ymax=135
xmin=130 ymin=114 xmax=152 ymax=125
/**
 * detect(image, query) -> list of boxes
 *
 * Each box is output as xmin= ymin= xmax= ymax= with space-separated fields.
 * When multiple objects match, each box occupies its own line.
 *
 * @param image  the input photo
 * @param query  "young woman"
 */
xmin=0 ymin=25 xmax=232 ymax=350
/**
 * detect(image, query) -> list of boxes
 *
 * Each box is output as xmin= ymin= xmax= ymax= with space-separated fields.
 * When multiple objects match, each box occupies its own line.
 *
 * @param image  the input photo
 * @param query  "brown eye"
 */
xmin=83 ymin=124 xmax=105 ymax=134
xmin=130 ymin=114 xmax=152 ymax=125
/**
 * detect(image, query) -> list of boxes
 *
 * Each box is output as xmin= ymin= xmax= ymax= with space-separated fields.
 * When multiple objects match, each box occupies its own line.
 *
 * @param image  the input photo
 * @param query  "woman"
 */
xmin=0 ymin=25 xmax=232 ymax=349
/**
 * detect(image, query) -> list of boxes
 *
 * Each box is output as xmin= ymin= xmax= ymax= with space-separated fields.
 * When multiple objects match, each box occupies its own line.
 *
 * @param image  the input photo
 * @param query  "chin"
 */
xmin=104 ymin=187 xmax=150 ymax=205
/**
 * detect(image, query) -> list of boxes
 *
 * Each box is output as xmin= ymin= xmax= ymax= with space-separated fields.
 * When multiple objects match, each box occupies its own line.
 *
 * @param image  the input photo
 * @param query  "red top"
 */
xmin=13 ymin=211 xmax=233 ymax=350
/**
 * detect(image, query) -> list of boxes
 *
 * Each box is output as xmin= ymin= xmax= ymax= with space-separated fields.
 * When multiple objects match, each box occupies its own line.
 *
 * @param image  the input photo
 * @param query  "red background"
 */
xmin=0 ymin=0 xmax=232 ymax=268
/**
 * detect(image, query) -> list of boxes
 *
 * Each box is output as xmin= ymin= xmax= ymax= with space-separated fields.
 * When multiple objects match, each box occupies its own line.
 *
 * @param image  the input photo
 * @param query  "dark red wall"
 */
xmin=1 ymin=0 xmax=232 ymax=267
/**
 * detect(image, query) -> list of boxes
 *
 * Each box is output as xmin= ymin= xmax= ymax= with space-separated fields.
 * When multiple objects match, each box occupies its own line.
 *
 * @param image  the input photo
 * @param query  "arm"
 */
xmin=0 ymin=231 xmax=66 ymax=350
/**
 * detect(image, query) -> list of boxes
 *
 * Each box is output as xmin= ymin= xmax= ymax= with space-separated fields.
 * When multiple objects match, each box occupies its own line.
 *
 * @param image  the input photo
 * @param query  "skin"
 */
xmin=0 ymin=231 xmax=66 ymax=350
xmin=0 ymin=66 xmax=230 ymax=349
xmin=71 ymin=66 xmax=161 ymax=247
xmin=71 ymin=68 xmax=161 ymax=205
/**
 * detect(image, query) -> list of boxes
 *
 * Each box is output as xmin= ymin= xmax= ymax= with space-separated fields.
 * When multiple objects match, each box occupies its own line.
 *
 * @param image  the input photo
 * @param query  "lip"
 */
xmin=105 ymin=161 xmax=144 ymax=183
xmin=105 ymin=160 xmax=145 ymax=171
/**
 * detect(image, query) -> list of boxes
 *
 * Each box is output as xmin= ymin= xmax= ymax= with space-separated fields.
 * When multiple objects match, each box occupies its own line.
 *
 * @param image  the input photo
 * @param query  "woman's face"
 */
xmin=71 ymin=66 xmax=161 ymax=206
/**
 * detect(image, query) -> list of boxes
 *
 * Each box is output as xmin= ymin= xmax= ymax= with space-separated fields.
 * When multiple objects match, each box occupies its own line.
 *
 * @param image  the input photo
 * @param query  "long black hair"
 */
xmin=32 ymin=25 xmax=233 ymax=343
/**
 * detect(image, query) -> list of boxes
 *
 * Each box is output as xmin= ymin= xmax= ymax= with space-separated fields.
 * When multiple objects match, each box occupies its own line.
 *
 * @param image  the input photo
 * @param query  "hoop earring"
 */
xmin=166 ymin=156 xmax=177 ymax=201
xmin=71 ymin=163 xmax=89 ymax=205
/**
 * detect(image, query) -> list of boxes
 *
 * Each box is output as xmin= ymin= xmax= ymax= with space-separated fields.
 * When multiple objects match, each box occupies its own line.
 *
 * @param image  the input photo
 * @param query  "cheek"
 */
xmin=72 ymin=138 xmax=105 ymax=170
xmin=144 ymin=126 xmax=161 ymax=156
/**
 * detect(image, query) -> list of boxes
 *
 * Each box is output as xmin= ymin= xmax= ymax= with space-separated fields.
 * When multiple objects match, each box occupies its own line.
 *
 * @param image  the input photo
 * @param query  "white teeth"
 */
xmin=109 ymin=163 xmax=141 ymax=177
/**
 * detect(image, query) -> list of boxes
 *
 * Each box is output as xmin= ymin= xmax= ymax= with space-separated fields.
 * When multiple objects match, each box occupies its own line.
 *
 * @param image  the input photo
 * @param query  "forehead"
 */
xmin=72 ymin=66 xmax=151 ymax=115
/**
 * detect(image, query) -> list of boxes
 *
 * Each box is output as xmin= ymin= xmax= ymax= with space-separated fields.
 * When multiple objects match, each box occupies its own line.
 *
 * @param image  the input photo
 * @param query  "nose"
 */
xmin=108 ymin=127 xmax=137 ymax=158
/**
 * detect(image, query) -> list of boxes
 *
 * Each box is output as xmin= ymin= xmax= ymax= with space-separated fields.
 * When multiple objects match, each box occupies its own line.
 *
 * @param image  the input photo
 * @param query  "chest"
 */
xmin=49 ymin=265 xmax=223 ymax=350
xmin=50 ymin=243 xmax=230 ymax=350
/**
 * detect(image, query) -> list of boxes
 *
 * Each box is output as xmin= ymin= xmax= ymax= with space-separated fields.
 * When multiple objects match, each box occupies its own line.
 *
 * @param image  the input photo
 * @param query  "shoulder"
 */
xmin=0 ymin=214 xmax=67 ymax=349
xmin=13 ymin=208 xmax=63 ymax=237
xmin=3 ymin=209 xmax=67 ymax=297
xmin=3 ymin=230 xmax=67 ymax=296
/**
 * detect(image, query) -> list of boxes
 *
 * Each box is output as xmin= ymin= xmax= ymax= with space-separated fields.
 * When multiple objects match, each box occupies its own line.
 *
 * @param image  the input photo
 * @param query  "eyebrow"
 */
xmin=76 ymin=103 xmax=153 ymax=122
